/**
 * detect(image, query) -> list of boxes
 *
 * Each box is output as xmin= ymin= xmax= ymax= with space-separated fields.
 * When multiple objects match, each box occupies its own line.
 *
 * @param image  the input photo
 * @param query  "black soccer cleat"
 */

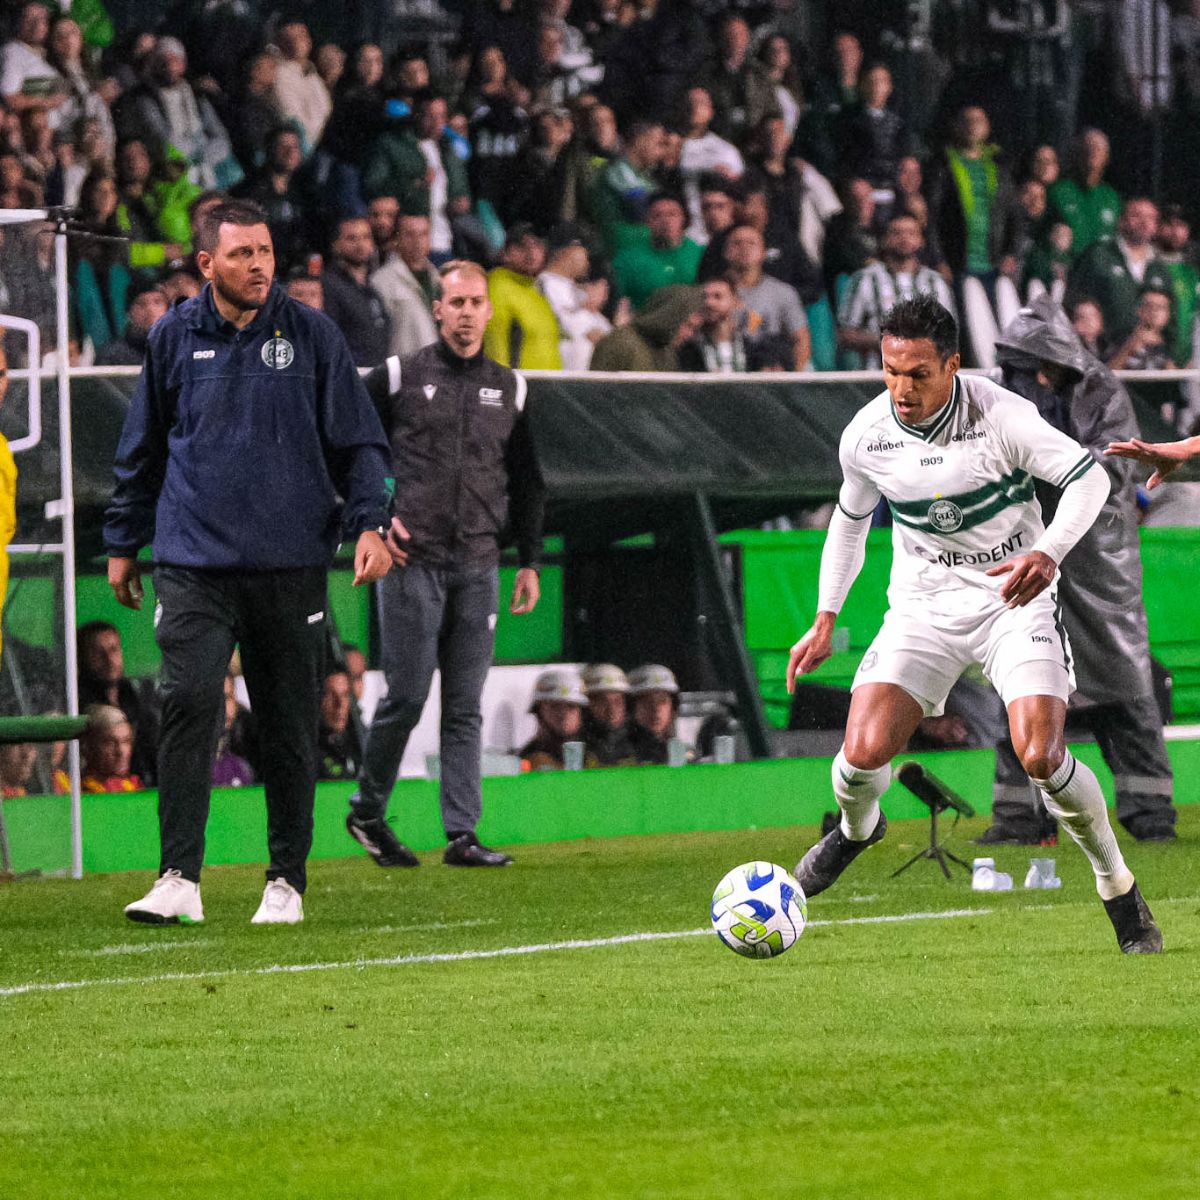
xmin=345 ymin=812 xmax=420 ymax=867
xmin=1102 ymin=882 xmax=1163 ymax=954
xmin=795 ymin=811 xmax=888 ymax=899
xmin=443 ymin=833 xmax=513 ymax=867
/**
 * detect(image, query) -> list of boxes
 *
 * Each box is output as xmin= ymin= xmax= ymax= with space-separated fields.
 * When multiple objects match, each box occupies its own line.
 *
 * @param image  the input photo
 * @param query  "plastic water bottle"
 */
xmin=1024 ymin=857 xmax=1062 ymax=889
xmin=972 ymin=857 xmax=1013 ymax=891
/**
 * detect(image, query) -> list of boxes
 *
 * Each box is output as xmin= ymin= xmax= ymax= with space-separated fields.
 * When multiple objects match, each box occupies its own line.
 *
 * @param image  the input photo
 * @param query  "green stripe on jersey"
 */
xmin=889 ymin=467 xmax=1031 ymax=518
xmin=889 ymin=473 xmax=1036 ymax=534
xmin=1058 ymin=453 xmax=1095 ymax=488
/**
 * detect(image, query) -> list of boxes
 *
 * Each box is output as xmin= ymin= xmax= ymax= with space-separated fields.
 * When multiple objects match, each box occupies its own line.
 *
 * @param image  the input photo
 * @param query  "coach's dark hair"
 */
xmin=880 ymin=294 xmax=959 ymax=360
xmin=193 ymin=199 xmax=270 ymax=255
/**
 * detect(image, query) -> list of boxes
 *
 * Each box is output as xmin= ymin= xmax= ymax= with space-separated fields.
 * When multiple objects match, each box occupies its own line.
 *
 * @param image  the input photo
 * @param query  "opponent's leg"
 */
xmin=1008 ymin=693 xmax=1161 ymax=953
xmin=795 ymin=683 xmax=923 ymax=897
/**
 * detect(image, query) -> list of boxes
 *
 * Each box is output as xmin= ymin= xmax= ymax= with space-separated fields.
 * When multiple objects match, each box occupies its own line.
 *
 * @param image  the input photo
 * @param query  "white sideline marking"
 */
xmin=360 ymin=919 xmax=500 ymax=935
xmin=0 ymin=908 xmax=990 ymax=999
xmin=61 ymin=940 xmax=216 ymax=958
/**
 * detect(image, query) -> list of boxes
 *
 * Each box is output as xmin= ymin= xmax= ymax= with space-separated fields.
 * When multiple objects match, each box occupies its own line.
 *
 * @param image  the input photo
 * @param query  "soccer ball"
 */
xmin=710 ymin=861 xmax=807 ymax=959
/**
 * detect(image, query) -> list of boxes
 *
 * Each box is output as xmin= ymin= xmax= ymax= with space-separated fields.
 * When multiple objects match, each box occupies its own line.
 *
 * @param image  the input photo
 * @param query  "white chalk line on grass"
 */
xmin=61 ymin=940 xmax=217 ymax=958
xmin=0 ymin=908 xmax=989 ymax=999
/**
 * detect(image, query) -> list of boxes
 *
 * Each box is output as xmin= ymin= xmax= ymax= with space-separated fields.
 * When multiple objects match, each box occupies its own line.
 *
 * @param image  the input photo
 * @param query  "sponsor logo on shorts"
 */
xmin=928 ymin=498 xmax=963 ymax=532
xmin=261 ymin=336 xmax=294 ymax=369
xmin=913 ymin=530 xmax=1025 ymax=568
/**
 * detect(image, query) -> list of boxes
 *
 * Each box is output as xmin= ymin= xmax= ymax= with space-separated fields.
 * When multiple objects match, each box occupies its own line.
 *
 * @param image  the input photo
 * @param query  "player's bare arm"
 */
xmin=1104 ymin=435 xmax=1200 ymax=489
xmin=786 ymin=611 xmax=836 ymax=692
xmin=985 ymin=549 xmax=1057 ymax=608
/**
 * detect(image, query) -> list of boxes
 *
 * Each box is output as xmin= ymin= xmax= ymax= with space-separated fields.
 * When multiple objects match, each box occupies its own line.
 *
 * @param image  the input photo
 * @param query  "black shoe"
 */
xmin=443 ymin=833 xmax=513 ymax=867
xmin=972 ymin=824 xmax=1045 ymax=846
xmin=795 ymin=811 xmax=888 ymax=898
xmin=1102 ymin=882 xmax=1163 ymax=954
xmin=1121 ymin=818 xmax=1177 ymax=843
xmin=345 ymin=812 xmax=420 ymax=867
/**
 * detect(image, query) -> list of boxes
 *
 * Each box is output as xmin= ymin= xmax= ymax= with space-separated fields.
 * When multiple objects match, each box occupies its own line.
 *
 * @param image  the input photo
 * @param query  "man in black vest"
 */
xmin=348 ymin=260 xmax=545 ymax=868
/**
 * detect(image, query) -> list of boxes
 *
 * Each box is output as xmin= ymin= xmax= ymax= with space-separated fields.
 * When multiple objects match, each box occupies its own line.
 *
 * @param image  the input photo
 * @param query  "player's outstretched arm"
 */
xmin=787 ymin=612 xmax=836 ymax=693
xmin=1104 ymin=435 xmax=1200 ymax=489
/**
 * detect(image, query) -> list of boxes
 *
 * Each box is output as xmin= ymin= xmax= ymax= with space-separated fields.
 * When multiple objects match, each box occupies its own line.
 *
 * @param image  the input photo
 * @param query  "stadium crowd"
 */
xmin=0 ymin=2 xmax=1198 ymax=381
xmin=0 ymin=2 xmax=1199 ymax=804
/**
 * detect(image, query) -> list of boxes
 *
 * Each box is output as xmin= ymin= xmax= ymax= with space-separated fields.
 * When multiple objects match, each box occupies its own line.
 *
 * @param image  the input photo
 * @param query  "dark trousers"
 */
xmin=154 ymin=566 xmax=327 ymax=892
xmin=992 ymin=694 xmax=1175 ymax=835
xmin=353 ymin=561 xmax=498 ymax=835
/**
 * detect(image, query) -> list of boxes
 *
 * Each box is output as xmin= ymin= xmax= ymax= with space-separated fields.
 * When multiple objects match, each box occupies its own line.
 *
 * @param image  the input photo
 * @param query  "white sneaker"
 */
xmin=251 ymin=878 xmax=304 ymax=925
xmin=124 ymin=869 xmax=204 ymax=924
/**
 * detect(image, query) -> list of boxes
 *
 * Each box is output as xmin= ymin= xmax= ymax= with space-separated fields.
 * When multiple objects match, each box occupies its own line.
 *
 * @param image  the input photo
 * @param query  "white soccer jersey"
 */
xmin=837 ymin=373 xmax=1096 ymax=625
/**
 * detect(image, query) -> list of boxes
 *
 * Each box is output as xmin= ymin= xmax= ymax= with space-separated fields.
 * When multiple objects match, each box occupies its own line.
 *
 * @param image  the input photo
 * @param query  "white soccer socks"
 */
xmin=832 ymin=749 xmax=891 ymax=841
xmin=1032 ymin=752 xmax=1134 ymax=900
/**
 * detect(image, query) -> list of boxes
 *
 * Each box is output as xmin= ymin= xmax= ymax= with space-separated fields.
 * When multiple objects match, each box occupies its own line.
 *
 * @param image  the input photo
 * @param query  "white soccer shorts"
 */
xmin=852 ymin=591 xmax=1075 ymax=716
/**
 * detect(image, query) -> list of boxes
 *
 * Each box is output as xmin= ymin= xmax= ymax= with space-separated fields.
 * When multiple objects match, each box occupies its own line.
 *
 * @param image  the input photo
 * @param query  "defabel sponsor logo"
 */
xmin=915 ymin=530 xmax=1025 ymax=567
xmin=868 ymin=438 xmax=903 ymax=452
xmin=951 ymin=427 xmax=986 ymax=442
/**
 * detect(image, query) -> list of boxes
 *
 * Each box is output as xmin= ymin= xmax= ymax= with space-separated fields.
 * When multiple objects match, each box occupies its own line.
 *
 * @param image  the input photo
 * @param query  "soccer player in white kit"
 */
xmin=788 ymin=296 xmax=1161 ymax=953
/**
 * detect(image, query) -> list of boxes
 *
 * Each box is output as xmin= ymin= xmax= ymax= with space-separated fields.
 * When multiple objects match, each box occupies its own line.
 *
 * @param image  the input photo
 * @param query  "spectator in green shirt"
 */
xmin=1067 ymin=197 xmax=1172 ymax=346
xmin=1155 ymin=205 xmax=1199 ymax=367
xmin=1047 ymin=128 xmax=1121 ymax=257
xmin=925 ymin=105 xmax=1020 ymax=286
xmin=584 ymin=118 xmax=666 ymax=254
xmin=612 ymin=193 xmax=702 ymax=310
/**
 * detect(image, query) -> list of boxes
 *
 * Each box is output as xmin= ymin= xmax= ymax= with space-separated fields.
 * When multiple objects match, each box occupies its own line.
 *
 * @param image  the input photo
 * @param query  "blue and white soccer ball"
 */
xmin=710 ymin=861 xmax=807 ymax=959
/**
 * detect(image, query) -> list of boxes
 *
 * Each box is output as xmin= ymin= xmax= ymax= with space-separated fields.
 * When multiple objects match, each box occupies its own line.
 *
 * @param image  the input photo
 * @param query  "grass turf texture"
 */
xmin=2 ymin=810 xmax=1198 ymax=1200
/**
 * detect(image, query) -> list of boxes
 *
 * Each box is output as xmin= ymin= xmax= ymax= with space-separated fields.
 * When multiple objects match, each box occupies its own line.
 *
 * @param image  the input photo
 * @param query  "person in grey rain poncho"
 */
xmin=978 ymin=295 xmax=1176 ymax=843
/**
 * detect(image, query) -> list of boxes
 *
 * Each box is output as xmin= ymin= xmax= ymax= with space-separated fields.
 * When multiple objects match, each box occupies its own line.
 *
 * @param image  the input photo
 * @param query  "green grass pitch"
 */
xmin=2 ymin=809 xmax=1198 ymax=1200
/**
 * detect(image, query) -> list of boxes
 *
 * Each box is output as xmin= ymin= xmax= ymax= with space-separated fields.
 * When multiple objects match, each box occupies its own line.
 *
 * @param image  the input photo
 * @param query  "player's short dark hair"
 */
xmin=880 ymin=294 xmax=959 ymax=360
xmin=193 ymin=199 xmax=269 ymax=255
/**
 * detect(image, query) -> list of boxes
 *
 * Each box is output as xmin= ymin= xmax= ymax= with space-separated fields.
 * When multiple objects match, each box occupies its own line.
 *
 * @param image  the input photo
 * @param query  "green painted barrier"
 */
xmin=723 ymin=526 xmax=1200 ymax=726
xmin=0 ymin=715 xmax=88 ymax=744
xmin=4 ymin=738 xmax=1198 ymax=876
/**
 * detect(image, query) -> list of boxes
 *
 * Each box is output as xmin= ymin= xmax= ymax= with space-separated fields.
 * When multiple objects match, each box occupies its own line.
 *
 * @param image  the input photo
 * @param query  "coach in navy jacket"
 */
xmin=108 ymin=198 xmax=393 ymax=928
xmin=105 ymin=279 xmax=391 ymax=568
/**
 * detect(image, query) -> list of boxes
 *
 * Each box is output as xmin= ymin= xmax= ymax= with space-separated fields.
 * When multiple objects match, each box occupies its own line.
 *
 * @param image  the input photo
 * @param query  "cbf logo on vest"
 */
xmin=262 ymin=333 xmax=295 ymax=370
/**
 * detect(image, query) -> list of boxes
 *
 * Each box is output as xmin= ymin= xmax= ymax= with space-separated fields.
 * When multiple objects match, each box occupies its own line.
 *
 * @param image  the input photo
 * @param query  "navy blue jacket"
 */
xmin=104 ymin=283 xmax=393 ymax=569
